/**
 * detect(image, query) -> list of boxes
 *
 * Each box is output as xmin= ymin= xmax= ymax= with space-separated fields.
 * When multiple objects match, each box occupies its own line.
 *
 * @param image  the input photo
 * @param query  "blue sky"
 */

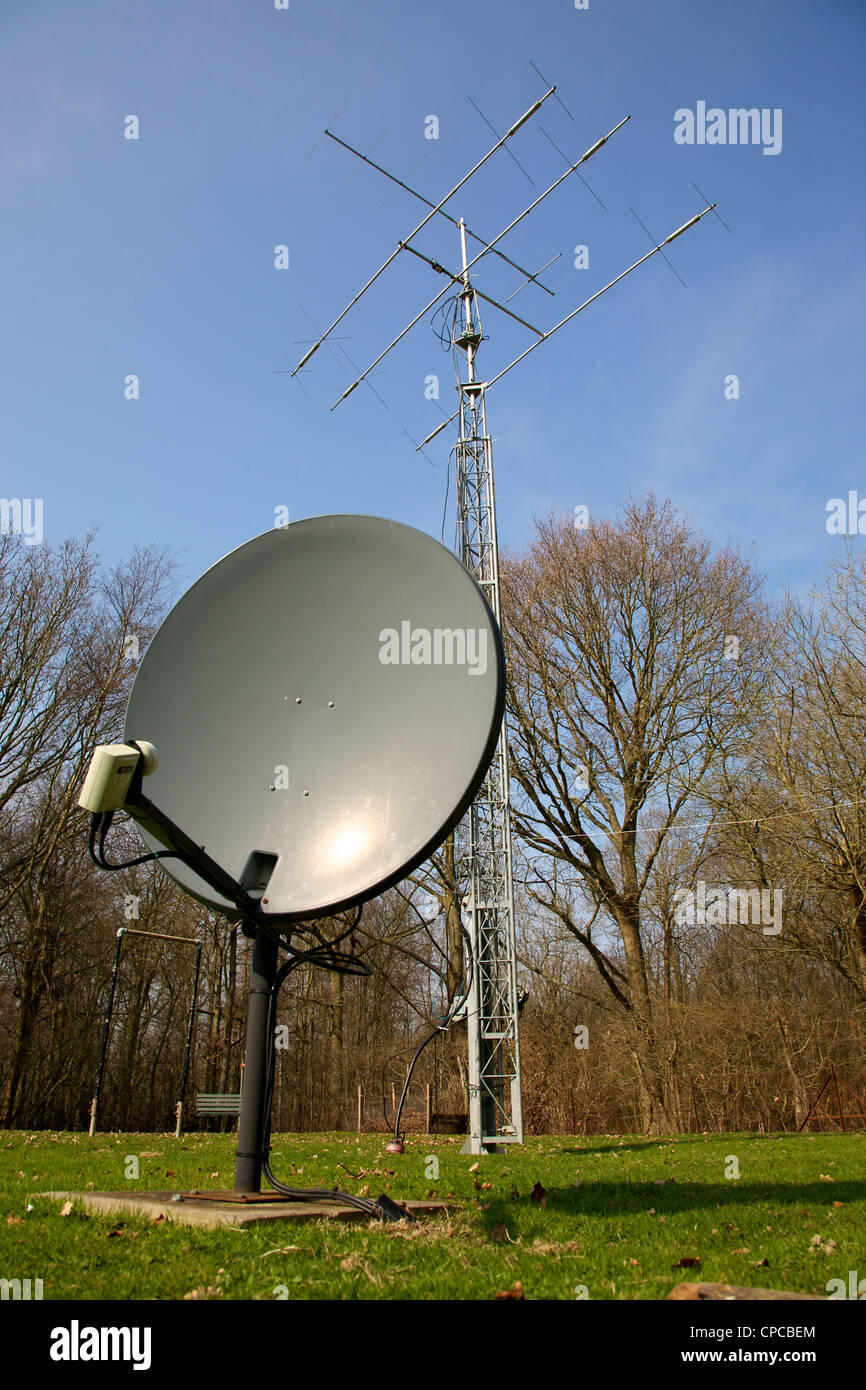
xmin=2 ymin=0 xmax=864 ymax=602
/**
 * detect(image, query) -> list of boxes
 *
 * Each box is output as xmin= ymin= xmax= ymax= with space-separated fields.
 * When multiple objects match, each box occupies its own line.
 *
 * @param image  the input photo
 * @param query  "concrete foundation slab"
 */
xmin=41 ymin=1190 xmax=448 ymax=1229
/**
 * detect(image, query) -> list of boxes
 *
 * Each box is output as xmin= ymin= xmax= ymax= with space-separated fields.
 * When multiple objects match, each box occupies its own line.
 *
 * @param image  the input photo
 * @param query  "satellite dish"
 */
xmin=124 ymin=515 xmax=504 ymax=922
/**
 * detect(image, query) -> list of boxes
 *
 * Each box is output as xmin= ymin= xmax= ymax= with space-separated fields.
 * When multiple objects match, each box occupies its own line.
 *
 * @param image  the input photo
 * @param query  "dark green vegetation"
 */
xmin=1 ymin=1130 xmax=864 ymax=1300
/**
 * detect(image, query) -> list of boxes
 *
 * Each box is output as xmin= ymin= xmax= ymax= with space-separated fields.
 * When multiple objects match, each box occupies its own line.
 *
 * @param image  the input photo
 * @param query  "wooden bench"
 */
xmin=196 ymin=1093 xmax=242 ymax=1117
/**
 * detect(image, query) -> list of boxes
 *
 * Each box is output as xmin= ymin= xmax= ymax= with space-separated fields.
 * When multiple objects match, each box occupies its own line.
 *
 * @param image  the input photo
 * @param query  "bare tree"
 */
xmin=501 ymin=495 xmax=771 ymax=1130
xmin=0 ymin=536 xmax=174 ymax=1124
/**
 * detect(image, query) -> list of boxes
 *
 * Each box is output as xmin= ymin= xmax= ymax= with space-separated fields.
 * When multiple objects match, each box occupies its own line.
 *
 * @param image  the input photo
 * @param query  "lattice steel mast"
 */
xmin=452 ymin=218 xmax=522 ymax=1151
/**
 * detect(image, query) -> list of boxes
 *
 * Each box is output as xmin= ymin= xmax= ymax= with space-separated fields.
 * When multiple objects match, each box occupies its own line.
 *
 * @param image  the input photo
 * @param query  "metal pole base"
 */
xmin=460 ymin=1137 xmax=505 ymax=1156
xmin=233 ymin=929 xmax=278 ymax=1194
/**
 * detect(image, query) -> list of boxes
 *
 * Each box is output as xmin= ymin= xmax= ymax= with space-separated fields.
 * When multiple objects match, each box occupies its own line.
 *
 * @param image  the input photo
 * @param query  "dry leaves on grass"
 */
xmin=530 ymin=1238 xmax=582 ymax=1255
xmin=675 ymin=1257 xmax=701 ymax=1269
xmin=494 ymin=1281 xmax=525 ymax=1300
xmin=809 ymin=1234 xmax=838 ymax=1255
xmin=183 ymin=1286 xmax=222 ymax=1300
xmin=339 ymin=1253 xmax=381 ymax=1285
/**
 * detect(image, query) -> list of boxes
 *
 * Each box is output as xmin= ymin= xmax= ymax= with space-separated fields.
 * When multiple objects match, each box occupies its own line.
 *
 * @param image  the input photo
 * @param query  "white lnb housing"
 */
xmin=131 ymin=740 xmax=159 ymax=775
xmin=78 ymin=741 xmax=158 ymax=813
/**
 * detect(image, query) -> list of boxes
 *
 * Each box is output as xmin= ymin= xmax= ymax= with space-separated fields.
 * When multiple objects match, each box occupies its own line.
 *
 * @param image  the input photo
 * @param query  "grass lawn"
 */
xmin=1 ymin=1129 xmax=864 ymax=1300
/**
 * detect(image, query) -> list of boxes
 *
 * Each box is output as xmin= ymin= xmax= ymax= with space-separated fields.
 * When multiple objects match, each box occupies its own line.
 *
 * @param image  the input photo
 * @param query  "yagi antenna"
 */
xmin=324 ymin=128 xmax=556 ymax=294
xmin=292 ymin=85 xmax=557 ymax=377
xmin=417 ymin=200 xmax=716 ymax=449
xmin=328 ymin=114 xmax=631 ymax=410
xmin=295 ymin=80 xmax=719 ymax=1155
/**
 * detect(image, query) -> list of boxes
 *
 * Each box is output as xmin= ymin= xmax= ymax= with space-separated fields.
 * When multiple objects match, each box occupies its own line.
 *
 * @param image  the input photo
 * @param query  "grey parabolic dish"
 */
xmin=124 ymin=515 xmax=505 ymax=921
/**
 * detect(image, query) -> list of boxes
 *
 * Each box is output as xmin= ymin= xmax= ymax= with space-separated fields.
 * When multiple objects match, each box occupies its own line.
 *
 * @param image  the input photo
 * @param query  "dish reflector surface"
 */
xmin=124 ymin=515 xmax=504 ymax=920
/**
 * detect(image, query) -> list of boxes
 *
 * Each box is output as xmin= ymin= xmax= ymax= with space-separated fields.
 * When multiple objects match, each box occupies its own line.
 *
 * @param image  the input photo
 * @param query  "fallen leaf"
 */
xmin=59 ymin=1200 xmax=74 ymax=1217
xmin=628 ymin=1257 xmax=639 ymax=1267
xmin=494 ymin=1281 xmax=525 ymax=1300
xmin=754 ymin=1257 xmax=770 ymax=1268
xmin=819 ymin=1174 xmax=833 ymax=1182
xmin=6 ymin=1215 xmax=23 ymax=1226
xmin=675 ymin=1257 xmax=701 ymax=1269
xmin=530 ymin=1182 xmax=547 ymax=1208
xmin=809 ymin=1234 xmax=837 ymax=1255
xmin=183 ymin=1285 xmax=221 ymax=1300
xmin=468 ymin=1162 xmax=479 ymax=1173
xmin=481 ymin=1181 xmax=492 ymax=1191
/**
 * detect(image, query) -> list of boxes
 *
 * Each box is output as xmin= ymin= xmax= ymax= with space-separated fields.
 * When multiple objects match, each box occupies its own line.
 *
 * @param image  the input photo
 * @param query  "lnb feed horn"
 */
xmin=78 ymin=741 xmax=159 ymax=814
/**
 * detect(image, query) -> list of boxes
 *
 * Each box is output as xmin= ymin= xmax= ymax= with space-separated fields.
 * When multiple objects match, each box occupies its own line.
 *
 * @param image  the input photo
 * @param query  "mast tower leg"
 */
xmin=453 ymin=220 xmax=523 ymax=1154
